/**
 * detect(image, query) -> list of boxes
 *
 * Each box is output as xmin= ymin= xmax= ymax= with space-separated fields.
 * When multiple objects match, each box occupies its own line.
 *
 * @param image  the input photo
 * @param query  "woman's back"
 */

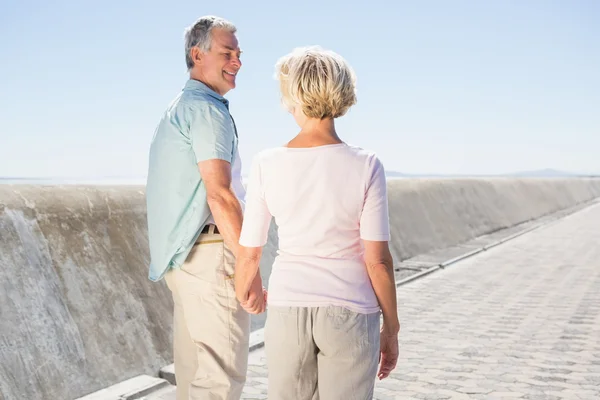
xmin=240 ymin=143 xmax=390 ymax=313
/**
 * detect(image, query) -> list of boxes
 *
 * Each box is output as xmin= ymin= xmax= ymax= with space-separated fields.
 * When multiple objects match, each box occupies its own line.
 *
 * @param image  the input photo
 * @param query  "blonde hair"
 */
xmin=275 ymin=46 xmax=357 ymax=119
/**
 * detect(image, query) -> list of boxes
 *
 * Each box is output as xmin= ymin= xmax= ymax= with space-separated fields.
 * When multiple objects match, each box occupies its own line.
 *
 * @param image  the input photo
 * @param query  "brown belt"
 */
xmin=201 ymin=224 xmax=220 ymax=234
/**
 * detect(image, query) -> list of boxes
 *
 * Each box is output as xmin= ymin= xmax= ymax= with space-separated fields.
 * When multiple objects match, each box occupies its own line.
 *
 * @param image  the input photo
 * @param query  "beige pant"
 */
xmin=265 ymin=306 xmax=381 ymax=400
xmin=165 ymin=229 xmax=250 ymax=400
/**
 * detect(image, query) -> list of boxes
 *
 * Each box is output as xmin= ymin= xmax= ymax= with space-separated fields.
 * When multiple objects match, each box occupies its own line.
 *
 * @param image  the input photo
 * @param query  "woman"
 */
xmin=234 ymin=46 xmax=399 ymax=399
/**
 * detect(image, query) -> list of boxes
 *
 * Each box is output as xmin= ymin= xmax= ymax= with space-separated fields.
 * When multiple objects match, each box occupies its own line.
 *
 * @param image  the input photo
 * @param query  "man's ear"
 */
xmin=190 ymin=47 xmax=203 ymax=66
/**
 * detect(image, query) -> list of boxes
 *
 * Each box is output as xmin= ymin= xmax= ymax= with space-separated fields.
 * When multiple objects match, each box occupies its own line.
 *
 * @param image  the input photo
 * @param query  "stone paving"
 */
xmin=240 ymin=203 xmax=600 ymax=399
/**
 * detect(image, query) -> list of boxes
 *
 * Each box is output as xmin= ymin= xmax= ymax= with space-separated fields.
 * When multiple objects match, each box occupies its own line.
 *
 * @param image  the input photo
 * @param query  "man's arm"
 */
xmin=198 ymin=159 xmax=243 ymax=257
xmin=199 ymin=158 xmax=264 ymax=311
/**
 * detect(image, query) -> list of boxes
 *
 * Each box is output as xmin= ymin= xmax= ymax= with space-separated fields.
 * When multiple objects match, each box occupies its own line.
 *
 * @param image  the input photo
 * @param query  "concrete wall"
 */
xmin=385 ymin=178 xmax=600 ymax=263
xmin=0 ymin=186 xmax=171 ymax=400
xmin=1 ymin=178 xmax=600 ymax=400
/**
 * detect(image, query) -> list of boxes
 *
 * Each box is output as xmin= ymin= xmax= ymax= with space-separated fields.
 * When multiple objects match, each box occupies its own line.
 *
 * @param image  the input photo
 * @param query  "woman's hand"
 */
xmin=240 ymin=275 xmax=267 ymax=314
xmin=378 ymin=327 xmax=399 ymax=380
xmin=234 ymin=245 xmax=263 ymax=308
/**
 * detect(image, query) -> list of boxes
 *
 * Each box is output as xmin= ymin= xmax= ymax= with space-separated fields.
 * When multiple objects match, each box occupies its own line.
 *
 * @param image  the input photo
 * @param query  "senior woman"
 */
xmin=234 ymin=46 xmax=399 ymax=399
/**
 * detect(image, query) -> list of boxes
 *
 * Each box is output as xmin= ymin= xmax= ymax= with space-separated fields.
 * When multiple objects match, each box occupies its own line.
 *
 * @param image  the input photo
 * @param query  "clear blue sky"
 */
xmin=1 ymin=0 xmax=598 ymax=178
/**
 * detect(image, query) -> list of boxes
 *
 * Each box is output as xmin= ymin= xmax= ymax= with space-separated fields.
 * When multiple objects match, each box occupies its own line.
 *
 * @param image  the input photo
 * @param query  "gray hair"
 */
xmin=184 ymin=16 xmax=237 ymax=70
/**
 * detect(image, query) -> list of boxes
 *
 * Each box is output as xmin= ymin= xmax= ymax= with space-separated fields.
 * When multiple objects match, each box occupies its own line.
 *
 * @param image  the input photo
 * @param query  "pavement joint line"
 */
xmin=395 ymin=266 xmax=423 ymax=271
xmin=439 ymin=248 xmax=485 ymax=268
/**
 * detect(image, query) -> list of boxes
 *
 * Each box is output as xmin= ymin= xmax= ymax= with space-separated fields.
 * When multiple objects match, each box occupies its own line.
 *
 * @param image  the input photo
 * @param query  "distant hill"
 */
xmin=385 ymin=169 xmax=599 ymax=178
xmin=507 ymin=169 xmax=598 ymax=178
xmin=0 ymin=177 xmax=147 ymax=184
xmin=385 ymin=171 xmax=407 ymax=177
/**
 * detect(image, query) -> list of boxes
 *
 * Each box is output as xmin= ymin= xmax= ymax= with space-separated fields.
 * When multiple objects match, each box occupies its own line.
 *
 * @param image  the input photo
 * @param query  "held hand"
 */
xmin=241 ymin=276 xmax=267 ymax=314
xmin=378 ymin=330 xmax=399 ymax=380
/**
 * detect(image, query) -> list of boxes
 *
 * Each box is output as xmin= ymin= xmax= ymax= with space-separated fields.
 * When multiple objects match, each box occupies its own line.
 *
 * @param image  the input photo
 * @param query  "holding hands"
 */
xmin=235 ymin=269 xmax=267 ymax=314
xmin=234 ymin=246 xmax=267 ymax=314
xmin=239 ymin=275 xmax=268 ymax=314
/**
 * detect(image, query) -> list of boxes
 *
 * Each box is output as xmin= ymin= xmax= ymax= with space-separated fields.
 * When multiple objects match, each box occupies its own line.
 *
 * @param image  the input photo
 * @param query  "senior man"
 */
xmin=145 ymin=15 xmax=264 ymax=400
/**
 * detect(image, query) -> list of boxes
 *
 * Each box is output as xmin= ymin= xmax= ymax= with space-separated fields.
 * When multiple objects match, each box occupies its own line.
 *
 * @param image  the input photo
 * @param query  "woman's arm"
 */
xmin=363 ymin=239 xmax=400 ymax=379
xmin=235 ymin=246 xmax=265 ymax=314
xmin=363 ymin=240 xmax=399 ymax=334
xmin=235 ymin=155 xmax=272 ymax=314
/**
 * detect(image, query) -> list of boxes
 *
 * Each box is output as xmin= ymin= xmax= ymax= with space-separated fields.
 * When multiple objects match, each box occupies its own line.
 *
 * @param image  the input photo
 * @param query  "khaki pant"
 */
xmin=265 ymin=306 xmax=381 ymax=400
xmin=165 ymin=229 xmax=250 ymax=400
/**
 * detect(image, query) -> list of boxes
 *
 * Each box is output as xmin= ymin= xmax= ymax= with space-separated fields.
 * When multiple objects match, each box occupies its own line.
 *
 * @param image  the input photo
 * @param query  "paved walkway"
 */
xmin=241 ymin=203 xmax=600 ymax=399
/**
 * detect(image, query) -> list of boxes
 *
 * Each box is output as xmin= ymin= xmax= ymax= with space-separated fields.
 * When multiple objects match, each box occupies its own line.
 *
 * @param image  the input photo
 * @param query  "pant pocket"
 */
xmin=181 ymin=235 xmax=235 ymax=289
xmin=324 ymin=306 xmax=369 ymax=352
xmin=221 ymin=241 xmax=236 ymax=291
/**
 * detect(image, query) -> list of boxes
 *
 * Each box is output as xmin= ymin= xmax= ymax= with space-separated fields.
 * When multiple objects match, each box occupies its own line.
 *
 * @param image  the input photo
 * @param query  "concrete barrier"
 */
xmin=384 ymin=178 xmax=600 ymax=263
xmin=1 ymin=178 xmax=600 ymax=400
xmin=0 ymin=186 xmax=170 ymax=400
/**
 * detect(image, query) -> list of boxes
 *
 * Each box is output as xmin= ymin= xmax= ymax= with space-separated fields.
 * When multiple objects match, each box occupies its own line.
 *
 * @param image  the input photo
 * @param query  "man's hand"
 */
xmin=240 ymin=274 xmax=267 ymax=314
xmin=378 ymin=330 xmax=399 ymax=380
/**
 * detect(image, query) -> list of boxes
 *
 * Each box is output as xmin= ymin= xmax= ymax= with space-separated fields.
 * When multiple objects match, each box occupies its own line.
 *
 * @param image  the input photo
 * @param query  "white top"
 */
xmin=239 ymin=143 xmax=390 ymax=314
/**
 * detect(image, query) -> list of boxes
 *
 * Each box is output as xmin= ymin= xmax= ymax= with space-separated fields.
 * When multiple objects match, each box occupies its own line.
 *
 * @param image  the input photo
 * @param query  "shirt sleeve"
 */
xmin=360 ymin=155 xmax=391 ymax=241
xmin=239 ymin=156 xmax=272 ymax=247
xmin=189 ymin=103 xmax=235 ymax=163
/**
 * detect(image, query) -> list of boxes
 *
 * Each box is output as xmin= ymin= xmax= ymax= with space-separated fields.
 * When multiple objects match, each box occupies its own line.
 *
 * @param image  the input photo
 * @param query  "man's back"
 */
xmin=146 ymin=79 xmax=238 ymax=282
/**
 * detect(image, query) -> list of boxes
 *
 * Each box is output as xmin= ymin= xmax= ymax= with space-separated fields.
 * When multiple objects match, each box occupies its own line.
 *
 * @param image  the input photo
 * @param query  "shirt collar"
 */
xmin=183 ymin=79 xmax=229 ymax=107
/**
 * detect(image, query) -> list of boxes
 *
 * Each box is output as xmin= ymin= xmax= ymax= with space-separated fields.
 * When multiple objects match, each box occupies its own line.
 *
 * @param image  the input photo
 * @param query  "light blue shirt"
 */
xmin=145 ymin=79 xmax=238 ymax=282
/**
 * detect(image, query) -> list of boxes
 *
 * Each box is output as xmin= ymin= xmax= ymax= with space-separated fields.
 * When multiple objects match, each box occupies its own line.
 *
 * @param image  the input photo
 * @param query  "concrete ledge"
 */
xmin=75 ymin=375 xmax=170 ymax=400
xmin=159 ymin=364 xmax=175 ymax=386
xmin=249 ymin=328 xmax=266 ymax=351
xmin=439 ymin=248 xmax=485 ymax=268
xmin=395 ymin=265 xmax=441 ymax=286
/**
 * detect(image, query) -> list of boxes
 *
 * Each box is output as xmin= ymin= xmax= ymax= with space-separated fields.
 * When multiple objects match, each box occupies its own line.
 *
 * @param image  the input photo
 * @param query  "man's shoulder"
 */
xmin=164 ymin=92 xmax=232 ymax=134
xmin=179 ymin=90 xmax=229 ymax=113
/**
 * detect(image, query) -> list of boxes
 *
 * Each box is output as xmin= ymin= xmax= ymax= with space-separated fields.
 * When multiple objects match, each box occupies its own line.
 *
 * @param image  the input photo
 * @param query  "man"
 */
xmin=146 ymin=16 xmax=264 ymax=400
